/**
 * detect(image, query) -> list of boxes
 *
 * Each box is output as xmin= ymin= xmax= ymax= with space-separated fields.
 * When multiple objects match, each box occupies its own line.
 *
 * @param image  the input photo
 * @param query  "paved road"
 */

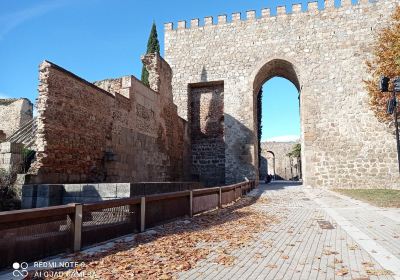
xmin=178 ymin=181 xmax=400 ymax=280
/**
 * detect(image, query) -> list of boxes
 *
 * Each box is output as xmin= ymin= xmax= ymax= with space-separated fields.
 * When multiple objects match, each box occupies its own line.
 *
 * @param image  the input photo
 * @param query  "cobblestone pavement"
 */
xmin=178 ymin=182 xmax=400 ymax=280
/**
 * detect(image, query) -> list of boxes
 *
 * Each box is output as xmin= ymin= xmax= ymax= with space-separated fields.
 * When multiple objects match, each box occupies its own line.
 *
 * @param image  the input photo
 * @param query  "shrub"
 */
xmin=0 ymin=168 xmax=21 ymax=211
xmin=365 ymin=7 xmax=400 ymax=123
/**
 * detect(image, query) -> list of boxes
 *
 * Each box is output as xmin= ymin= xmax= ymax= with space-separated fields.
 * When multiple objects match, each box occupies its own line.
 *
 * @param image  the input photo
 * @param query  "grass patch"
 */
xmin=334 ymin=189 xmax=400 ymax=208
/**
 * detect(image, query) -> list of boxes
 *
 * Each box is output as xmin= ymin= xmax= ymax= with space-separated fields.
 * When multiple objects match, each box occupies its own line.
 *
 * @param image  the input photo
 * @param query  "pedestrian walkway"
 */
xmin=179 ymin=182 xmax=400 ymax=280
xmin=3 ymin=181 xmax=399 ymax=280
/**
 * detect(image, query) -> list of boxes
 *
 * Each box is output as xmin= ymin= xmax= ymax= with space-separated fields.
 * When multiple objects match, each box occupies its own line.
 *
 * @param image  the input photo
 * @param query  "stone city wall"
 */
xmin=260 ymin=142 xmax=300 ymax=180
xmin=165 ymin=0 xmax=400 ymax=189
xmin=0 ymin=98 xmax=33 ymax=140
xmin=27 ymin=54 xmax=191 ymax=184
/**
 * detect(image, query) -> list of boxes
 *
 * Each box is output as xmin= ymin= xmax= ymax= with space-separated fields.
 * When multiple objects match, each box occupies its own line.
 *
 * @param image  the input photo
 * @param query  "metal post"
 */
xmin=71 ymin=203 xmax=82 ymax=252
xmin=218 ymin=188 xmax=222 ymax=208
xmin=393 ymin=90 xmax=400 ymax=174
xmin=189 ymin=191 xmax=193 ymax=217
xmin=140 ymin=197 xmax=145 ymax=232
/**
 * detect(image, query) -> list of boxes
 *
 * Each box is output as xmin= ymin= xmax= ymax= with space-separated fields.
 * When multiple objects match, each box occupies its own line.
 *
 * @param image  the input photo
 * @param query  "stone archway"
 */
xmin=165 ymin=0 xmax=400 ymax=188
xmin=252 ymin=59 xmax=303 ymax=183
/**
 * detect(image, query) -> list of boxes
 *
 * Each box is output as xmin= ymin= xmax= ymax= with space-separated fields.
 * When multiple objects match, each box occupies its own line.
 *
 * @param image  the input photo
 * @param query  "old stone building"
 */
xmin=165 ymin=0 xmax=400 ymax=189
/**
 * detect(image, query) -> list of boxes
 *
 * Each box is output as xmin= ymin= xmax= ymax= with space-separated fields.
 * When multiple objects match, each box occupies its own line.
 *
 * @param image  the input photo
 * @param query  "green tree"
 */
xmin=287 ymin=143 xmax=302 ymax=180
xmin=141 ymin=22 xmax=161 ymax=86
xmin=287 ymin=143 xmax=301 ymax=158
xmin=257 ymin=88 xmax=263 ymax=167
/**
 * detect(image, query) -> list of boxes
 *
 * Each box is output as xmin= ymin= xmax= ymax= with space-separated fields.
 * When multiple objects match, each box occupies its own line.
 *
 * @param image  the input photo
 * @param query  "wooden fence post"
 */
xmin=71 ymin=203 xmax=82 ymax=252
xmin=218 ymin=188 xmax=222 ymax=208
xmin=140 ymin=197 xmax=146 ymax=232
xmin=189 ymin=191 xmax=193 ymax=217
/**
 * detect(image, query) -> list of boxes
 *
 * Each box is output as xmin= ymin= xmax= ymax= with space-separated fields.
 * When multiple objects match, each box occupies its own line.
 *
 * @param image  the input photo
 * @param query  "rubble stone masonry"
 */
xmin=27 ymin=54 xmax=191 ymax=184
xmin=190 ymin=83 xmax=225 ymax=186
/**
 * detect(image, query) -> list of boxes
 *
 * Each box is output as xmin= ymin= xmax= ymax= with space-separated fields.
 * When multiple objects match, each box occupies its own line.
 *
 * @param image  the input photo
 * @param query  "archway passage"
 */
xmin=253 ymin=59 xmax=302 ymax=182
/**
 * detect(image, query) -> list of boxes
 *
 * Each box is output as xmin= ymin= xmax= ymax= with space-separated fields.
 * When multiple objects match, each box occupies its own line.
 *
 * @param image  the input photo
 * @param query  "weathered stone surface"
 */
xmin=0 ymin=98 xmax=33 ymax=140
xmin=0 ymin=142 xmax=24 ymax=172
xmin=165 ymin=0 xmax=400 ymax=189
xmin=28 ymin=54 xmax=191 ymax=184
xmin=190 ymin=83 xmax=225 ymax=186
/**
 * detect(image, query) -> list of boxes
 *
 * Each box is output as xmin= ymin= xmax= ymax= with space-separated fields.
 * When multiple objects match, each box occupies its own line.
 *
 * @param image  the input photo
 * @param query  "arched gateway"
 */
xmin=165 ymin=0 xmax=400 ymax=188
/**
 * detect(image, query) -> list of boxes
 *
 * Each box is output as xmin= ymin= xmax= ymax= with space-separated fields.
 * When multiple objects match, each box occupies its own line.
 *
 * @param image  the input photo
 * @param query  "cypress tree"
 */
xmin=141 ymin=22 xmax=160 ymax=86
xmin=257 ymin=88 xmax=263 ymax=168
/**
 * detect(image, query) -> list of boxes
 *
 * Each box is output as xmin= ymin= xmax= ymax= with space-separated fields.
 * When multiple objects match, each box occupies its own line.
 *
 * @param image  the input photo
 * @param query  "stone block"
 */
xmin=204 ymin=16 xmax=213 ymax=26
xmin=79 ymin=197 xmax=102 ymax=203
xmin=130 ymin=183 xmax=145 ymax=197
xmin=37 ymin=185 xmax=63 ymax=198
xmin=22 ymin=185 xmax=36 ymax=197
xmin=116 ymin=183 xmax=131 ymax=198
xmin=164 ymin=22 xmax=173 ymax=31
xmin=232 ymin=12 xmax=241 ymax=22
xmin=0 ymin=142 xmax=23 ymax=154
xmin=63 ymin=184 xmax=82 ymax=197
xmin=177 ymin=20 xmax=186 ymax=29
xmin=261 ymin=8 xmax=270 ymax=17
xmin=246 ymin=10 xmax=256 ymax=20
xmin=218 ymin=15 xmax=227 ymax=24
xmin=292 ymin=4 xmax=302 ymax=13
xmin=191 ymin=19 xmax=199 ymax=28
xmin=21 ymin=196 xmax=34 ymax=209
xmin=277 ymin=6 xmax=286 ymax=16
xmin=97 ymin=183 xmax=117 ymax=198
xmin=81 ymin=184 xmax=100 ymax=197
xmin=63 ymin=197 xmax=81 ymax=204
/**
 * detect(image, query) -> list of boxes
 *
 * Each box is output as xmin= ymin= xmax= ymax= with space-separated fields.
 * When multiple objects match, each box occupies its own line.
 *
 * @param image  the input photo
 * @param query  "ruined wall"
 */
xmin=28 ymin=54 xmax=190 ymax=184
xmin=0 ymin=98 xmax=33 ymax=139
xmin=190 ymin=83 xmax=225 ymax=186
xmin=260 ymin=142 xmax=300 ymax=180
xmin=165 ymin=0 xmax=400 ymax=189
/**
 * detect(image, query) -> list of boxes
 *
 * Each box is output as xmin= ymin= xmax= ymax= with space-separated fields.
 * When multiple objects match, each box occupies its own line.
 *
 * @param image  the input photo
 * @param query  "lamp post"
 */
xmin=379 ymin=76 xmax=400 ymax=173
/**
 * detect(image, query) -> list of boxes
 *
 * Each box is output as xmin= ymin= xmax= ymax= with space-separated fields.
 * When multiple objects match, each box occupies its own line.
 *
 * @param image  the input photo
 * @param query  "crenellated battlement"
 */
xmin=164 ymin=0 xmax=375 ymax=31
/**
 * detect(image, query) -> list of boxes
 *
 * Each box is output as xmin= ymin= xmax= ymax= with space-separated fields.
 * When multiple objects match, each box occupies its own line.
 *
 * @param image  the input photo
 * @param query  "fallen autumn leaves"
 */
xmin=29 ymin=196 xmax=277 ymax=280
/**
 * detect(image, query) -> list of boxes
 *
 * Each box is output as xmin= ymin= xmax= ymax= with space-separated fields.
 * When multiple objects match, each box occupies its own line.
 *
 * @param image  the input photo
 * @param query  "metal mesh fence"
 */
xmin=0 ymin=215 xmax=72 ymax=269
xmin=82 ymin=204 xmax=140 ymax=247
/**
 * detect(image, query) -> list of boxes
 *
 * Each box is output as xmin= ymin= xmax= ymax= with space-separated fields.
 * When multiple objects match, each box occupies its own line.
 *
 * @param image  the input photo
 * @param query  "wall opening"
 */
xmin=189 ymin=81 xmax=225 ymax=186
xmin=253 ymin=59 xmax=302 ymax=182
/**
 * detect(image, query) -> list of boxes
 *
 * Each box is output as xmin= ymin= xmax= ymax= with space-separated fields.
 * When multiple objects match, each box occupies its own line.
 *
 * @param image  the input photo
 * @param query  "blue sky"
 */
xmin=0 ymin=0 xmax=337 ymax=140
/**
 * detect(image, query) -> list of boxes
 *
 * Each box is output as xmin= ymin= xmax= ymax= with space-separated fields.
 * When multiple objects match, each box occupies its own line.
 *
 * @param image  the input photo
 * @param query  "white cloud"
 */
xmin=265 ymin=135 xmax=300 ymax=142
xmin=0 ymin=1 xmax=67 ymax=40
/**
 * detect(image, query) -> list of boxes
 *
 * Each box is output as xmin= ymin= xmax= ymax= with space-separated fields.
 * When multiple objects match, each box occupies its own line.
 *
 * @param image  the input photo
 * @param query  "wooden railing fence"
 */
xmin=0 ymin=180 xmax=255 ymax=269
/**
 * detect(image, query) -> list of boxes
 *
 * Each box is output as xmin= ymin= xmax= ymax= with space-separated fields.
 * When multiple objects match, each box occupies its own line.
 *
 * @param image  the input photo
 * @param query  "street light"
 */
xmin=379 ymin=76 xmax=400 ymax=173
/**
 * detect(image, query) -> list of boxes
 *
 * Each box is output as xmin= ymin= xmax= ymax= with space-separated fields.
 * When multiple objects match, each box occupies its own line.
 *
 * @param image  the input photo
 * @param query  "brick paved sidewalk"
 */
xmin=178 ymin=182 xmax=400 ymax=280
